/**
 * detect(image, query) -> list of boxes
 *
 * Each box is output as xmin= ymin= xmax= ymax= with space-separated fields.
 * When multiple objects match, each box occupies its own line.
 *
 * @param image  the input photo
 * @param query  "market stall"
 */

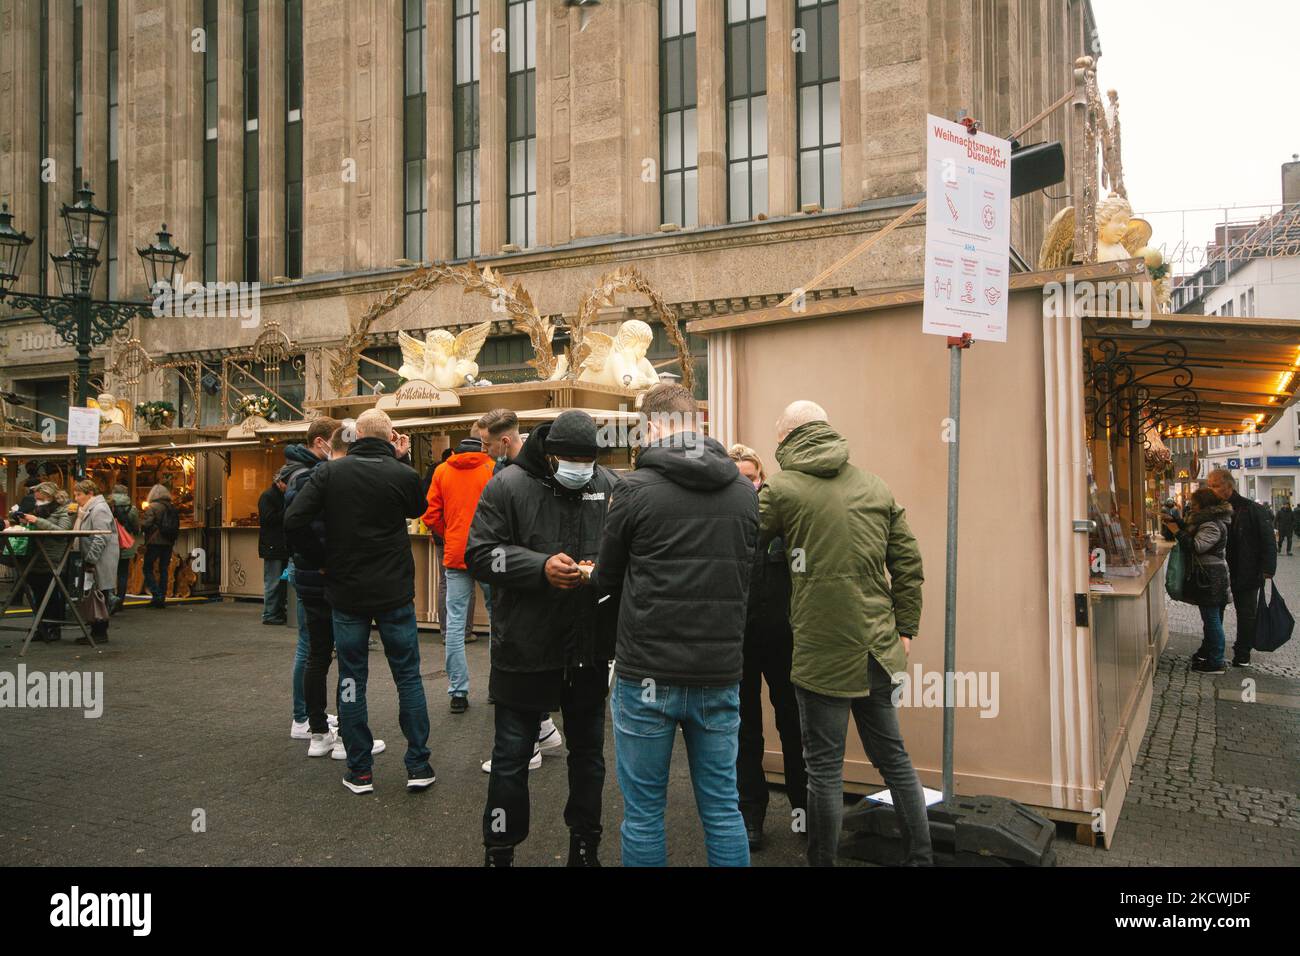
xmin=688 ymin=259 xmax=1300 ymax=847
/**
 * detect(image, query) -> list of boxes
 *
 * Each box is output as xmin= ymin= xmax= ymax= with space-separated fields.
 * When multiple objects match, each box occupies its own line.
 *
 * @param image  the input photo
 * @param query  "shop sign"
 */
xmin=375 ymin=379 xmax=461 ymax=412
xmin=1226 ymin=458 xmax=1241 ymax=469
xmin=67 ymin=407 xmax=101 ymax=447
xmin=1245 ymin=457 xmax=1262 ymax=468
xmin=1266 ymin=456 xmax=1300 ymax=467
xmin=922 ymin=114 xmax=1012 ymax=343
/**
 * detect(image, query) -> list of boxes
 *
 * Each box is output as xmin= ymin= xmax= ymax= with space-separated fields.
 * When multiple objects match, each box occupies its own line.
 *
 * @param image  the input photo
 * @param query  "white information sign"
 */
xmin=67 ymin=406 xmax=101 ymax=447
xmin=922 ymin=114 xmax=1012 ymax=342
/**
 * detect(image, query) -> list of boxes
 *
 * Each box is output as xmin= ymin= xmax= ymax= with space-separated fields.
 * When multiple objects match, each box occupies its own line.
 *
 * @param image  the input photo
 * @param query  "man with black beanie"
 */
xmin=466 ymin=409 xmax=620 ymax=867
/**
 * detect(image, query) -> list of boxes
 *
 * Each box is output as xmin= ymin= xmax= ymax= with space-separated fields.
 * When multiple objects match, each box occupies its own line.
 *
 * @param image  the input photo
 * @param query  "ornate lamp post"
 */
xmin=0 ymin=183 xmax=188 ymax=478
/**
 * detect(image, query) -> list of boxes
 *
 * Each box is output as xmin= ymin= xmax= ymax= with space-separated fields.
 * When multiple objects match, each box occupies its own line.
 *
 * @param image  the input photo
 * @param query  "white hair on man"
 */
xmin=1206 ymin=467 xmax=1236 ymax=489
xmin=775 ymin=400 xmax=829 ymax=443
xmin=355 ymin=408 xmax=394 ymax=440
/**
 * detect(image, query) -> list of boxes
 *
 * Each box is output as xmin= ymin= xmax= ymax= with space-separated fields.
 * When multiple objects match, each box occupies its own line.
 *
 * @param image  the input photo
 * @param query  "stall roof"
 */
xmin=255 ymin=407 xmax=642 ymax=438
xmin=0 ymin=440 xmax=261 ymax=459
xmin=1085 ymin=312 xmax=1300 ymax=434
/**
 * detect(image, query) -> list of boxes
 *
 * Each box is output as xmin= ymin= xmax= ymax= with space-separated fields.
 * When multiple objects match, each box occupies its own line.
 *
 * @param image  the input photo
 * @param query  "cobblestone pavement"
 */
xmin=1 ymin=560 xmax=1297 ymax=866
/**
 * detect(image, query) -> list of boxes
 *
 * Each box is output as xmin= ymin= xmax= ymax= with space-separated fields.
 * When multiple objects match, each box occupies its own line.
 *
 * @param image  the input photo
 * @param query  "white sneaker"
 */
xmin=327 ymin=714 xmax=338 ymax=728
xmin=481 ymin=744 xmax=542 ymax=773
xmin=332 ymin=737 xmax=386 ymax=760
xmin=308 ymin=731 xmax=337 ymax=757
xmin=537 ymin=717 xmax=563 ymax=755
xmin=290 ymin=719 xmax=311 ymax=740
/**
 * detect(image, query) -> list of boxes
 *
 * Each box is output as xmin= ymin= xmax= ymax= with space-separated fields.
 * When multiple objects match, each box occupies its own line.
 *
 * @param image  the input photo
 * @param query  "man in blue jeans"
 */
xmin=285 ymin=408 xmax=434 ymax=794
xmin=596 ymin=384 xmax=758 ymax=866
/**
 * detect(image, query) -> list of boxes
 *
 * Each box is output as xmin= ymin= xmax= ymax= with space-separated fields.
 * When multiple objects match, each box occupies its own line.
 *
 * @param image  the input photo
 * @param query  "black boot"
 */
xmin=567 ymin=831 xmax=602 ymax=867
xmin=484 ymin=847 xmax=514 ymax=868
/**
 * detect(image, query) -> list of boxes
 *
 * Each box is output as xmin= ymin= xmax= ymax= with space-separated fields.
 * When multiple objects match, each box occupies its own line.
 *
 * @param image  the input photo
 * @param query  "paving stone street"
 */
xmin=2 ymin=556 xmax=1297 ymax=868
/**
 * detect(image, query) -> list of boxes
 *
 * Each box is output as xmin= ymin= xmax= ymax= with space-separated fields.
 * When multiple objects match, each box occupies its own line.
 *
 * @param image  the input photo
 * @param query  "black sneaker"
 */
xmin=1191 ymin=658 xmax=1226 ymax=675
xmin=567 ymin=831 xmax=602 ymax=867
xmin=485 ymin=847 xmax=514 ymax=868
xmin=745 ymin=822 xmax=764 ymax=852
xmin=342 ymin=770 xmax=374 ymax=794
xmin=1191 ymin=647 xmax=1210 ymax=663
xmin=1231 ymin=657 xmax=1252 ymax=668
xmin=407 ymin=766 xmax=437 ymax=791
xmin=449 ymin=695 xmax=468 ymax=714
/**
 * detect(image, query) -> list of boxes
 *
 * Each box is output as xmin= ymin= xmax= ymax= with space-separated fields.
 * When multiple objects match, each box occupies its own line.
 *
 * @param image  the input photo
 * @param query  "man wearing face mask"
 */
xmin=476 ymin=408 xmax=523 ymax=473
xmin=466 ymin=410 xmax=620 ymax=867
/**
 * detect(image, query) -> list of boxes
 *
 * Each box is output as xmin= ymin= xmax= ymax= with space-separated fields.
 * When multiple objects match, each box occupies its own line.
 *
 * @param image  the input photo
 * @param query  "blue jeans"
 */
xmin=262 ymin=558 xmax=287 ymax=622
xmin=443 ymin=568 xmax=489 ymax=698
xmin=291 ymin=581 xmax=309 ymax=723
xmin=1199 ymin=604 xmax=1227 ymax=665
xmin=610 ymin=677 xmax=750 ymax=867
xmin=332 ymin=602 xmax=431 ymax=776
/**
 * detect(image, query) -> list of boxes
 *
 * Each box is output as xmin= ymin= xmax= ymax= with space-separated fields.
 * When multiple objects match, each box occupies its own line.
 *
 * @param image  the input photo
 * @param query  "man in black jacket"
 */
xmin=284 ymin=409 xmax=434 ymax=794
xmin=466 ymin=410 xmax=618 ymax=867
xmin=257 ymin=471 xmax=292 ymax=625
xmin=596 ymin=383 xmax=758 ymax=867
xmin=1206 ymin=468 xmax=1276 ymax=667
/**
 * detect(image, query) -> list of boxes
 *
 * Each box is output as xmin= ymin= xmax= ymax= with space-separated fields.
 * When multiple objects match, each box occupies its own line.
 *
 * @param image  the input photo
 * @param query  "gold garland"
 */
xmin=572 ymin=266 xmax=695 ymax=392
xmin=329 ymin=261 xmax=554 ymax=396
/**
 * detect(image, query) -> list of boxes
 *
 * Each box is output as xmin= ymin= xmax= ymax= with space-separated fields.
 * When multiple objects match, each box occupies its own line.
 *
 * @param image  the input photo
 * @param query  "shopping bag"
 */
xmin=78 ymin=588 xmax=110 ymax=625
xmin=116 ymin=519 xmax=135 ymax=551
xmin=1254 ymin=581 xmax=1295 ymax=652
xmin=1164 ymin=539 xmax=1187 ymax=601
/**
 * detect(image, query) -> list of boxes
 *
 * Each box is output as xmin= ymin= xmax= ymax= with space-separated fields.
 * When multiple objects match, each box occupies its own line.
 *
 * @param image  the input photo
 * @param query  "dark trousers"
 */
xmin=795 ymin=657 xmax=933 ymax=867
xmin=115 ymin=556 xmax=131 ymax=602
xmin=1278 ymin=532 xmax=1292 ymax=555
xmin=1227 ymin=585 xmax=1259 ymax=661
xmin=27 ymin=572 xmax=65 ymax=632
xmin=737 ymin=628 xmax=807 ymax=830
xmin=300 ymin=589 xmax=336 ymax=734
xmin=143 ymin=544 xmax=170 ymax=605
xmin=482 ymin=665 xmax=607 ymax=850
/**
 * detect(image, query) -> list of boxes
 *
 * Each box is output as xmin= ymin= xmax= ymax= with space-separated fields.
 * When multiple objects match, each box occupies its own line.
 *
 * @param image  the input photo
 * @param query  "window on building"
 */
xmin=1248 ymin=287 xmax=1256 ymax=317
xmin=454 ymin=0 xmax=481 ymax=259
xmin=403 ymin=0 xmax=427 ymax=262
xmin=507 ymin=0 xmax=536 ymax=248
xmin=285 ymin=0 xmax=303 ymax=277
xmin=358 ymin=346 xmax=404 ymax=395
xmin=1223 ymin=300 xmax=1233 ymax=317
xmin=73 ymin=0 xmax=84 ymax=193
xmin=243 ymin=0 xmax=260 ymax=282
xmin=726 ymin=0 xmax=767 ymax=223
xmin=107 ymin=0 xmax=119 ymax=297
xmin=796 ymin=0 xmax=840 ymax=210
xmin=203 ymin=0 xmax=218 ymax=281
xmin=660 ymin=0 xmax=698 ymax=228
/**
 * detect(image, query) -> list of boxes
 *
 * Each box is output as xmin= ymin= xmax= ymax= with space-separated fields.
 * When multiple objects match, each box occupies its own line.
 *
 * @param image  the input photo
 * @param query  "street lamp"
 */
xmin=0 ymin=182 xmax=188 ymax=478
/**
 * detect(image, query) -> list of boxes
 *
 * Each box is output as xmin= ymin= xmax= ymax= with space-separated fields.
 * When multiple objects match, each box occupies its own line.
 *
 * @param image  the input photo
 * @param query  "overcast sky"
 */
xmin=1090 ymin=0 xmax=1299 ymax=274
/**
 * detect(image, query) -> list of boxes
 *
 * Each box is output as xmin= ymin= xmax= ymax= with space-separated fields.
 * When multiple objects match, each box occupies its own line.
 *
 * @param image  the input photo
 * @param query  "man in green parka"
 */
xmin=759 ymin=400 xmax=932 ymax=866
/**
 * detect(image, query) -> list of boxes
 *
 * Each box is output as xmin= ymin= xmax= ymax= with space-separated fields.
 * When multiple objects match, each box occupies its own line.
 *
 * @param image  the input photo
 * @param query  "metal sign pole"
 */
xmin=942 ymin=332 xmax=971 ymax=801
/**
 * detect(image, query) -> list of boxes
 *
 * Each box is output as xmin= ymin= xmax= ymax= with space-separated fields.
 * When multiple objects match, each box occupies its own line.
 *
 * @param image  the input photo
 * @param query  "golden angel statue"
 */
xmin=1038 ymin=193 xmax=1152 ymax=268
xmin=92 ymin=392 xmax=128 ymax=429
xmin=397 ymin=321 xmax=493 ymax=388
xmin=575 ymin=319 xmax=660 ymax=389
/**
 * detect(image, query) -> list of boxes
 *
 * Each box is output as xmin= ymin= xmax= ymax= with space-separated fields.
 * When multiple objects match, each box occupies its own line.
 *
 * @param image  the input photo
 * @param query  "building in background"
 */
xmin=2 ymin=0 xmax=1097 ymax=427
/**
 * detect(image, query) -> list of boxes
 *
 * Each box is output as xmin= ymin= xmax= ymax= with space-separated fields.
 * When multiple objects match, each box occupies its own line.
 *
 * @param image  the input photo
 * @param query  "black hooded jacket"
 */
xmin=1226 ymin=491 xmax=1277 ymax=591
xmin=283 ymin=436 xmax=426 ymax=614
xmin=596 ymin=432 xmax=758 ymax=686
xmin=465 ymin=423 xmax=621 ymax=672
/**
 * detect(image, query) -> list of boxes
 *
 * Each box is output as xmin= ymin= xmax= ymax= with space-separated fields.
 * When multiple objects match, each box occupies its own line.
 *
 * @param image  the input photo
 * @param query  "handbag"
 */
xmin=1254 ymin=581 xmax=1295 ymax=652
xmin=116 ymin=518 xmax=135 ymax=551
xmin=78 ymin=587 xmax=110 ymax=625
xmin=1164 ymin=539 xmax=1187 ymax=600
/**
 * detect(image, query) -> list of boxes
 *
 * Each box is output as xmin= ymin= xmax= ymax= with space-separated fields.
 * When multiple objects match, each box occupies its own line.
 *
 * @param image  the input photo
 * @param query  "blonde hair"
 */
xmin=74 ymin=478 xmax=101 ymax=497
xmin=147 ymin=483 xmax=172 ymax=503
xmin=355 ymin=408 xmax=393 ymax=440
xmin=728 ymin=443 xmax=765 ymax=484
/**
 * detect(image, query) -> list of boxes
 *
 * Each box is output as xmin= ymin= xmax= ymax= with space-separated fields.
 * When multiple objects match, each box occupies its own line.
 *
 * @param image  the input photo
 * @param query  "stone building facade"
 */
xmin=1 ymin=0 xmax=1098 ymax=425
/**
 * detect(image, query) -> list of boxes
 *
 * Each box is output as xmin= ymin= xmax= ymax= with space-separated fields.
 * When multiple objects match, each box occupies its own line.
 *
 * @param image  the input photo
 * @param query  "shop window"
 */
xmin=795 ymin=0 xmax=840 ymax=211
xmin=661 ymin=0 xmax=698 ymax=228
xmin=725 ymin=0 xmax=767 ymax=223
xmin=507 ymin=0 xmax=537 ymax=248
xmin=454 ymin=0 xmax=481 ymax=258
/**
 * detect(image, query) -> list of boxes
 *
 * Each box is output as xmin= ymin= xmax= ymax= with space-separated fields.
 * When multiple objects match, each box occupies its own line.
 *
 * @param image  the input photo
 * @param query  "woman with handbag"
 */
xmin=71 ymin=479 xmax=121 ymax=645
xmin=1165 ymin=487 xmax=1233 ymax=675
xmin=16 ymin=482 xmax=74 ymax=643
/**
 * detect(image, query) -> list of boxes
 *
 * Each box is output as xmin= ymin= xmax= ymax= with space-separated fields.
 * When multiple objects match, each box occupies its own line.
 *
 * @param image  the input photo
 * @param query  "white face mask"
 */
xmin=553 ymin=460 xmax=595 ymax=489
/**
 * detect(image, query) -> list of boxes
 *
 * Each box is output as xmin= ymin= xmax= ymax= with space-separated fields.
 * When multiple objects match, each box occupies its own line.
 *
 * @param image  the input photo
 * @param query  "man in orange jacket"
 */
xmin=424 ymin=435 xmax=496 ymax=712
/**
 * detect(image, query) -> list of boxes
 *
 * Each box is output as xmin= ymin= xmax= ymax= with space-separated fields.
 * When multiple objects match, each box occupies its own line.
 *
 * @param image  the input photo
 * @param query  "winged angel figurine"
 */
xmin=575 ymin=319 xmax=660 ymax=389
xmin=1038 ymin=193 xmax=1152 ymax=268
xmin=397 ymin=321 xmax=493 ymax=388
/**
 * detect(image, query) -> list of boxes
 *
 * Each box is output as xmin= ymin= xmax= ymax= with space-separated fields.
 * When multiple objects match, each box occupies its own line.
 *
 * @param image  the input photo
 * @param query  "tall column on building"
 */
xmin=837 ymin=0 xmax=862 ymax=208
xmin=622 ymin=0 xmax=658 ymax=235
xmin=859 ymin=0 xmax=926 ymax=201
xmin=765 ymin=0 xmax=796 ymax=217
xmin=215 ymin=0 xmax=244 ymax=282
xmin=478 ymin=0 xmax=506 ymax=253
xmin=173 ymin=0 xmax=205 ymax=294
xmin=82 ymin=0 xmax=109 ymax=299
xmin=258 ymin=0 xmax=285 ymax=280
xmin=426 ymin=0 xmax=454 ymax=261
xmin=46 ymin=1 xmax=75 ymax=296
xmin=695 ymin=0 xmax=726 ymax=227
xmin=364 ymin=0 xmax=404 ymax=271
xmin=302 ymin=0 xmax=351 ymax=274
xmin=0 ymin=0 xmax=43 ymax=293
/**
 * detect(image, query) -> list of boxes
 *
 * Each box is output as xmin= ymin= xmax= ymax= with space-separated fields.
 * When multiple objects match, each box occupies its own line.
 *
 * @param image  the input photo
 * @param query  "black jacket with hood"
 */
xmin=283 ymin=436 xmax=426 ymax=614
xmin=1226 ymin=491 xmax=1277 ymax=591
xmin=466 ymin=422 xmax=620 ymax=672
xmin=596 ymin=431 xmax=758 ymax=686
xmin=282 ymin=442 xmax=329 ymax=597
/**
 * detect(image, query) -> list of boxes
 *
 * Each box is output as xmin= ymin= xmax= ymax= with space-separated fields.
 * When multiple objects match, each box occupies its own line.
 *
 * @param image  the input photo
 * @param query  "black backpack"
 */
xmin=156 ymin=502 xmax=180 ymax=542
